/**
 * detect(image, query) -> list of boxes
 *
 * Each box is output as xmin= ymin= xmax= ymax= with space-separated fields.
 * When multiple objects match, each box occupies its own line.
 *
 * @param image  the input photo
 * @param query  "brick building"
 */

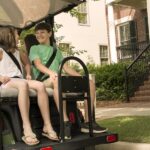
xmin=106 ymin=0 xmax=149 ymax=62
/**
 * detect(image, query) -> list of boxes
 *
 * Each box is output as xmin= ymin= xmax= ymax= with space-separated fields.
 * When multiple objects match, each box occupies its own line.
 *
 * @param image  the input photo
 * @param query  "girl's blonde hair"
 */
xmin=0 ymin=26 xmax=17 ymax=52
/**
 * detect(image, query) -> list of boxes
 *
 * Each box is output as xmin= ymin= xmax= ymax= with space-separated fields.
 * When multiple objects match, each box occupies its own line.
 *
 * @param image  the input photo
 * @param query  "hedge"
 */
xmin=87 ymin=62 xmax=128 ymax=101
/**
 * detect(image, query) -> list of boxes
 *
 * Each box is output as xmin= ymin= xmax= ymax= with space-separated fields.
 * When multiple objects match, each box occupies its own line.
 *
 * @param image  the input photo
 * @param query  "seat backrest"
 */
xmin=60 ymin=76 xmax=89 ymax=93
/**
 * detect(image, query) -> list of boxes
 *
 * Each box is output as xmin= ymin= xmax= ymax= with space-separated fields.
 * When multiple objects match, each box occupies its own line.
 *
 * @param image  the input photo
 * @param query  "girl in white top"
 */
xmin=0 ymin=27 xmax=58 ymax=145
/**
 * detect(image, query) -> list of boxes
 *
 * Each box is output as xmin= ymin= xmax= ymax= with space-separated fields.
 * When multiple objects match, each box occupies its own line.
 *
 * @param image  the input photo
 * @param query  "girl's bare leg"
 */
xmin=27 ymin=80 xmax=57 ymax=134
xmin=4 ymin=79 xmax=38 ymax=143
xmin=53 ymin=79 xmax=69 ymax=122
xmin=43 ymin=77 xmax=69 ymax=122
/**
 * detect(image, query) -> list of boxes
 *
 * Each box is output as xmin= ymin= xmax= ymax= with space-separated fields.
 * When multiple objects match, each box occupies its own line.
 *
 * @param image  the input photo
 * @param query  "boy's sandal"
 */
xmin=22 ymin=133 xmax=39 ymax=146
xmin=42 ymin=130 xmax=59 ymax=141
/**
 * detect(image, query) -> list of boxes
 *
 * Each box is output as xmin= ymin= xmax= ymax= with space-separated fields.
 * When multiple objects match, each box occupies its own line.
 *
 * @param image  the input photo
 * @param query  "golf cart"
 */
xmin=0 ymin=0 xmax=118 ymax=150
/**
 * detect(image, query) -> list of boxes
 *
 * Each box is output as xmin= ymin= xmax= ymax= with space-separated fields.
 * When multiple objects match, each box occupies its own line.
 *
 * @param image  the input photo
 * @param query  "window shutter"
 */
xmin=129 ymin=20 xmax=137 ymax=43
xmin=144 ymin=16 xmax=149 ymax=41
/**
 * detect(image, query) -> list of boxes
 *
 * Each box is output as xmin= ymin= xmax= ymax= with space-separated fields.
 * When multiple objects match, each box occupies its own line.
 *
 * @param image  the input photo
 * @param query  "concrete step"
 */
xmin=130 ymin=75 xmax=150 ymax=101
xmin=130 ymin=96 xmax=150 ymax=101
xmin=139 ymin=85 xmax=150 ymax=90
xmin=135 ymin=90 xmax=150 ymax=96
xmin=144 ymin=80 xmax=150 ymax=85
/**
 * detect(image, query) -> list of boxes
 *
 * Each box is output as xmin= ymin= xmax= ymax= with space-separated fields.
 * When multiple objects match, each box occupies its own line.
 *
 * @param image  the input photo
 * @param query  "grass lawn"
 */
xmin=98 ymin=116 xmax=150 ymax=143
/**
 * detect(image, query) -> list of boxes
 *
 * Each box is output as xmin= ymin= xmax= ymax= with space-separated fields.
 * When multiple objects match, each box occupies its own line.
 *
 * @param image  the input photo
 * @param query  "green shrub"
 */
xmin=87 ymin=62 xmax=128 ymax=101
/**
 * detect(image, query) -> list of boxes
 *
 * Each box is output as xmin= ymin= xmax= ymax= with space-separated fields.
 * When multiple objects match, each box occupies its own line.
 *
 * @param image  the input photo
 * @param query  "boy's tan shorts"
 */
xmin=43 ymin=78 xmax=53 ymax=88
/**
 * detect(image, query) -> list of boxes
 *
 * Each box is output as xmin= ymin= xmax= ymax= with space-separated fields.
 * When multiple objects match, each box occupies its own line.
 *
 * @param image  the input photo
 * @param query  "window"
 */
xmin=59 ymin=43 xmax=70 ymax=57
xmin=77 ymin=3 xmax=88 ymax=25
xmin=99 ymin=45 xmax=108 ymax=66
xmin=117 ymin=21 xmax=137 ymax=60
xmin=119 ymin=21 xmax=137 ymax=46
xmin=119 ymin=23 xmax=130 ymax=45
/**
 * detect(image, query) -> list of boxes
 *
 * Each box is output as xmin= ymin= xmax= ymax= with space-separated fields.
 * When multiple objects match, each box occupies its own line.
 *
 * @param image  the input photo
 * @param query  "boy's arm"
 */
xmin=20 ymin=51 xmax=32 ymax=80
xmin=33 ymin=58 xmax=57 ymax=79
xmin=63 ymin=63 xmax=81 ymax=76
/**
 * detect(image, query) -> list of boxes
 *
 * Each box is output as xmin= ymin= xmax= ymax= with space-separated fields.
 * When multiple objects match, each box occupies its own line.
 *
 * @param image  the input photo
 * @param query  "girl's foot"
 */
xmin=42 ymin=130 xmax=59 ymax=141
xmin=43 ymin=126 xmax=59 ymax=141
xmin=22 ymin=132 xmax=39 ymax=145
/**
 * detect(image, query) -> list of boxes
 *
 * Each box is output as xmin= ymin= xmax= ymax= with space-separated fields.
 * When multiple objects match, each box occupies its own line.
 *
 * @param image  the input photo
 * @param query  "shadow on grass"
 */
xmin=98 ymin=116 xmax=150 ymax=143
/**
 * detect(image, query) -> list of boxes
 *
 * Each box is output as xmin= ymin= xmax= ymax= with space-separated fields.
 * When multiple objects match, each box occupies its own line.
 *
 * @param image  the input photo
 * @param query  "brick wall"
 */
xmin=134 ymin=9 xmax=148 ymax=42
xmin=114 ymin=5 xmax=135 ymax=19
xmin=113 ymin=5 xmax=148 ymax=43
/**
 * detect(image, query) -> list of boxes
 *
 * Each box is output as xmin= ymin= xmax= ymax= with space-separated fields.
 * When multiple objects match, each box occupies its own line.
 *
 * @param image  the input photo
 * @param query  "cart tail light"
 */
xmin=106 ymin=135 xmax=117 ymax=143
xmin=40 ymin=147 xmax=53 ymax=150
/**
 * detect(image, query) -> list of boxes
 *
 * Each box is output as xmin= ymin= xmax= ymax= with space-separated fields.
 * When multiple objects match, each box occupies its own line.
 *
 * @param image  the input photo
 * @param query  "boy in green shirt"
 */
xmin=29 ymin=22 xmax=107 ymax=139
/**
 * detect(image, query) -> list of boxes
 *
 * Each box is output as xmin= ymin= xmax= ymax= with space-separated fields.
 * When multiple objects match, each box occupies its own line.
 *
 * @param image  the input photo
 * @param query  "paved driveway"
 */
xmin=95 ymin=101 xmax=150 ymax=119
xmin=96 ymin=107 xmax=150 ymax=120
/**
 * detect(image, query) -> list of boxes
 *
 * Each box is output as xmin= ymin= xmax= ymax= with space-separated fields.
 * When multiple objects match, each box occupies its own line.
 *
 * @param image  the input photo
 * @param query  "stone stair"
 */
xmin=130 ymin=77 xmax=150 ymax=101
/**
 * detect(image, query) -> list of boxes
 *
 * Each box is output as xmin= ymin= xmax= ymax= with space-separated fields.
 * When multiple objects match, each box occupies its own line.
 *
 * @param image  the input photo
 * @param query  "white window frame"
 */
xmin=99 ymin=45 xmax=109 ymax=66
xmin=118 ymin=22 xmax=131 ymax=46
xmin=77 ymin=2 xmax=89 ymax=26
xmin=59 ymin=42 xmax=71 ymax=57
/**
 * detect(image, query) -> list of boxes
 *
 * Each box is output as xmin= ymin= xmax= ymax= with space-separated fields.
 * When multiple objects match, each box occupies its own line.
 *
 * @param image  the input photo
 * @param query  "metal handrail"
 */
xmin=117 ymin=41 xmax=149 ymax=61
xmin=125 ymin=43 xmax=150 ymax=102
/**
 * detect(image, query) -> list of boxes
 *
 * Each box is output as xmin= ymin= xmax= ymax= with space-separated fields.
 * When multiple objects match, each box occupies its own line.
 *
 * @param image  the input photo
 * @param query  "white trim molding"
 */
xmin=147 ymin=0 xmax=150 ymax=39
xmin=115 ymin=16 xmax=133 ymax=25
xmin=106 ymin=0 xmax=122 ymax=5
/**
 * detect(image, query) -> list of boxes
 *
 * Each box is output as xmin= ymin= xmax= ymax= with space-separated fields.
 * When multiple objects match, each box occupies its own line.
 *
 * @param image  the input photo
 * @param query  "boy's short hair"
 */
xmin=35 ymin=22 xmax=52 ymax=32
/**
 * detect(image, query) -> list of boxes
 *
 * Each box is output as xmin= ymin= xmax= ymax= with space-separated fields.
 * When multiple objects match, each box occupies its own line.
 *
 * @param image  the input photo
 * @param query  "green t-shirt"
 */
xmin=29 ymin=44 xmax=63 ymax=79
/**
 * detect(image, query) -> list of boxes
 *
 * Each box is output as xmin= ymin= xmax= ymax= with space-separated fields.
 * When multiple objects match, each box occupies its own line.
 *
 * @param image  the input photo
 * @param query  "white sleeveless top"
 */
xmin=0 ymin=48 xmax=23 ymax=78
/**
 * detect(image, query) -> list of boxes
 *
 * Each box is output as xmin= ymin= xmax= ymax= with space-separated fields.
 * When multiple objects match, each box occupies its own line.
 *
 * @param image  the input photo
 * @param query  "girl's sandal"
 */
xmin=42 ymin=130 xmax=59 ymax=141
xmin=22 ymin=133 xmax=40 ymax=146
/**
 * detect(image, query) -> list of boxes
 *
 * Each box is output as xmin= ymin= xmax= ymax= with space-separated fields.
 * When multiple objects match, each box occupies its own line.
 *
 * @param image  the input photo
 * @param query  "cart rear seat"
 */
xmin=0 ymin=88 xmax=53 ymax=103
xmin=0 ymin=87 xmax=57 ymax=142
xmin=0 ymin=87 xmax=81 ymax=141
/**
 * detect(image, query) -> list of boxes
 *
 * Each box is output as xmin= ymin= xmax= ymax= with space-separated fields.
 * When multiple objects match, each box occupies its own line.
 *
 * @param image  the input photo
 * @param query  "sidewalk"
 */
xmin=95 ymin=101 xmax=150 ymax=150
xmin=95 ymin=101 xmax=150 ymax=120
xmin=96 ymin=142 xmax=150 ymax=150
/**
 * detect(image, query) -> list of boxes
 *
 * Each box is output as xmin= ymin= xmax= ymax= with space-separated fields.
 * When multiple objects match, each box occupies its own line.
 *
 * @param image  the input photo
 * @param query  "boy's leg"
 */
xmin=84 ymin=80 xmax=95 ymax=123
xmin=81 ymin=80 xmax=107 ymax=133
xmin=27 ymin=80 xmax=58 ymax=140
xmin=3 ymin=79 xmax=39 ymax=144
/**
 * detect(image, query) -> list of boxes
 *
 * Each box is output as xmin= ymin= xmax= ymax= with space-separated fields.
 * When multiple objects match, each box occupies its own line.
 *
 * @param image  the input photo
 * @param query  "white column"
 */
xmin=106 ymin=0 xmax=115 ymax=5
xmin=107 ymin=4 xmax=118 ymax=63
xmin=147 ymin=0 xmax=150 ymax=39
xmin=106 ymin=0 xmax=122 ymax=5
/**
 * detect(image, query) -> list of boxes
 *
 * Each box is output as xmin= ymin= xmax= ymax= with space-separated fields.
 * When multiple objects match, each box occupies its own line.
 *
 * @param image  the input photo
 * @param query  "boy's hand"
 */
xmin=26 ymin=74 xmax=32 ymax=80
xmin=49 ymin=72 xmax=57 ymax=80
xmin=0 ymin=76 xmax=10 ymax=84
